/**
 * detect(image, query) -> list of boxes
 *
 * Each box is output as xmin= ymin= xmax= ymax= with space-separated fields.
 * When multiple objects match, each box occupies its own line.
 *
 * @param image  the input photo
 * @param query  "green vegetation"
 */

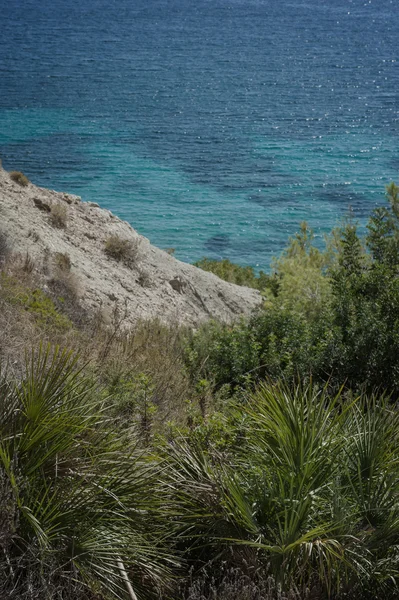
xmin=0 ymin=346 xmax=174 ymax=599
xmin=194 ymin=256 xmax=277 ymax=292
xmin=166 ymin=382 xmax=399 ymax=600
xmin=3 ymin=353 xmax=399 ymax=599
xmin=189 ymin=184 xmax=399 ymax=396
xmin=9 ymin=170 xmax=29 ymax=186
xmin=1 ymin=272 xmax=73 ymax=332
xmin=2 ymin=183 xmax=399 ymax=598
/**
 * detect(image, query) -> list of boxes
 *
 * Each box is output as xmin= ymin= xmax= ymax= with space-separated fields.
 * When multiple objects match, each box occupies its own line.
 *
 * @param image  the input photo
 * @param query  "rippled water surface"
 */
xmin=0 ymin=0 xmax=398 ymax=267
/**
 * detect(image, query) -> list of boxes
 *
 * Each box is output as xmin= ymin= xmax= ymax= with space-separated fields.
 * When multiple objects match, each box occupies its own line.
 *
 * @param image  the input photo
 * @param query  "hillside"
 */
xmin=0 ymin=166 xmax=261 ymax=327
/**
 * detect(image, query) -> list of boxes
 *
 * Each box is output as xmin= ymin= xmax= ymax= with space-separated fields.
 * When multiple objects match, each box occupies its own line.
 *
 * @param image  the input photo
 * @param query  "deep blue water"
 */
xmin=0 ymin=0 xmax=398 ymax=268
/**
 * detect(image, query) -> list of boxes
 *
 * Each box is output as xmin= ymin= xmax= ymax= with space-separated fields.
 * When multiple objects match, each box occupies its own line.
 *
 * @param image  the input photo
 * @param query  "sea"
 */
xmin=0 ymin=0 xmax=398 ymax=269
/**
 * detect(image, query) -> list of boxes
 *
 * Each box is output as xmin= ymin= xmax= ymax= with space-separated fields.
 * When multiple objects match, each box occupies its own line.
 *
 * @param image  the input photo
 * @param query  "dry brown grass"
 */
xmin=104 ymin=235 xmax=139 ymax=266
xmin=54 ymin=252 xmax=71 ymax=272
xmin=50 ymin=204 xmax=68 ymax=228
xmin=0 ymin=257 xmax=75 ymax=371
xmin=0 ymin=231 xmax=10 ymax=264
xmin=9 ymin=170 xmax=29 ymax=186
xmin=0 ymin=249 xmax=193 ymax=430
xmin=0 ymin=250 xmax=88 ymax=367
xmin=182 ymin=568 xmax=303 ymax=600
xmin=97 ymin=318 xmax=191 ymax=425
xmin=137 ymin=269 xmax=152 ymax=288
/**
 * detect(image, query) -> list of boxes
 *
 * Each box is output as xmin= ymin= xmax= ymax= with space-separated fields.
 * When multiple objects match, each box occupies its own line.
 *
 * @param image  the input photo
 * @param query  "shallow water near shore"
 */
xmin=0 ymin=0 xmax=398 ymax=268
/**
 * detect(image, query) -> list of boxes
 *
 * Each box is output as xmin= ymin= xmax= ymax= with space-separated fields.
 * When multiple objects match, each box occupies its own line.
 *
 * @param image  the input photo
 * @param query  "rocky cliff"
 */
xmin=0 ymin=167 xmax=261 ymax=327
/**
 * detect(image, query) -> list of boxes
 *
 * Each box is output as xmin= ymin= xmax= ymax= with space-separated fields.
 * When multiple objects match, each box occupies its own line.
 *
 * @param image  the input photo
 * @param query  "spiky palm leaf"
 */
xmin=166 ymin=382 xmax=378 ymax=597
xmin=0 ymin=345 xmax=176 ymax=599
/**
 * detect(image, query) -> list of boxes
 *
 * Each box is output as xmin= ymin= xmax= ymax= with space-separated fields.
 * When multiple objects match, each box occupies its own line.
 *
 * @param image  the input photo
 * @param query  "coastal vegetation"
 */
xmin=1 ymin=184 xmax=399 ymax=599
xmin=193 ymin=257 xmax=273 ymax=291
xmin=193 ymin=183 xmax=399 ymax=396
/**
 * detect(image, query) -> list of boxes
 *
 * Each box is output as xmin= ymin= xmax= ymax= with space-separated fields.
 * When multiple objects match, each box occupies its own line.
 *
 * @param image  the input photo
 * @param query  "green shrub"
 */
xmin=26 ymin=288 xmax=73 ymax=331
xmin=270 ymin=221 xmax=334 ymax=320
xmin=187 ymin=304 xmax=336 ymax=391
xmin=189 ymin=185 xmax=399 ymax=396
xmin=1 ymin=274 xmax=72 ymax=332
xmin=194 ymin=257 xmax=276 ymax=292
xmin=326 ymin=183 xmax=399 ymax=394
xmin=9 ymin=170 xmax=29 ymax=186
xmin=186 ymin=319 xmax=261 ymax=389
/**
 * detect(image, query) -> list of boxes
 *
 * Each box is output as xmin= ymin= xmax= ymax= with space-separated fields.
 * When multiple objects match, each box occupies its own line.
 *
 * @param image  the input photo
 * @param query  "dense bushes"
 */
xmin=188 ymin=183 xmax=399 ymax=396
xmin=327 ymin=185 xmax=399 ymax=392
xmin=186 ymin=305 xmax=337 ymax=390
xmin=194 ymin=257 xmax=277 ymax=292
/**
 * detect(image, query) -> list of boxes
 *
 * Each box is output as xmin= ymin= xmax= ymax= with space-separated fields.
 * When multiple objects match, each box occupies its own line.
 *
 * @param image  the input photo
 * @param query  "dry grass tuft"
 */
xmin=50 ymin=204 xmax=68 ymax=228
xmin=9 ymin=170 xmax=29 ymax=186
xmin=54 ymin=252 xmax=71 ymax=272
xmin=0 ymin=231 xmax=10 ymax=264
xmin=22 ymin=252 xmax=35 ymax=274
xmin=104 ymin=235 xmax=140 ymax=266
xmin=137 ymin=270 xmax=152 ymax=288
xmin=182 ymin=568 xmax=303 ymax=600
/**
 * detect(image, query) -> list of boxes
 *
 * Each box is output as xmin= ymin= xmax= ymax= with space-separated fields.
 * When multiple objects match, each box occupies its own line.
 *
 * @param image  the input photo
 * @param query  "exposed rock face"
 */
xmin=0 ymin=167 xmax=261 ymax=327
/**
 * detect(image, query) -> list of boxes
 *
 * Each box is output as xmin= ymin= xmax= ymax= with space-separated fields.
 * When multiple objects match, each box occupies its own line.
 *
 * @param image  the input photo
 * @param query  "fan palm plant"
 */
xmin=167 ymin=381 xmax=399 ymax=598
xmin=0 ymin=345 xmax=176 ymax=600
xmin=339 ymin=396 xmax=399 ymax=594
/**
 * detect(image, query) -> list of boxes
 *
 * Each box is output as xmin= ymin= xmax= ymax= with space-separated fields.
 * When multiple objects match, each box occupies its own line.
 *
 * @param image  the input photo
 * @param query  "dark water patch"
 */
xmin=176 ymin=152 xmax=278 ymax=192
xmin=1 ymin=133 xmax=100 ymax=182
xmin=204 ymin=235 xmax=284 ymax=270
xmin=237 ymin=237 xmax=284 ymax=258
xmin=247 ymin=192 xmax=301 ymax=208
xmin=113 ymin=175 xmax=154 ymax=195
xmin=389 ymin=157 xmax=399 ymax=172
xmin=204 ymin=234 xmax=230 ymax=255
xmin=247 ymin=193 xmax=270 ymax=207
xmin=316 ymin=185 xmax=373 ymax=218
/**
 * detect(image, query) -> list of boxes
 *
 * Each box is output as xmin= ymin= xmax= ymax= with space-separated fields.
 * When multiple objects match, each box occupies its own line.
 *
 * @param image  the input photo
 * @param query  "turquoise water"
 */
xmin=0 ymin=0 xmax=398 ymax=268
